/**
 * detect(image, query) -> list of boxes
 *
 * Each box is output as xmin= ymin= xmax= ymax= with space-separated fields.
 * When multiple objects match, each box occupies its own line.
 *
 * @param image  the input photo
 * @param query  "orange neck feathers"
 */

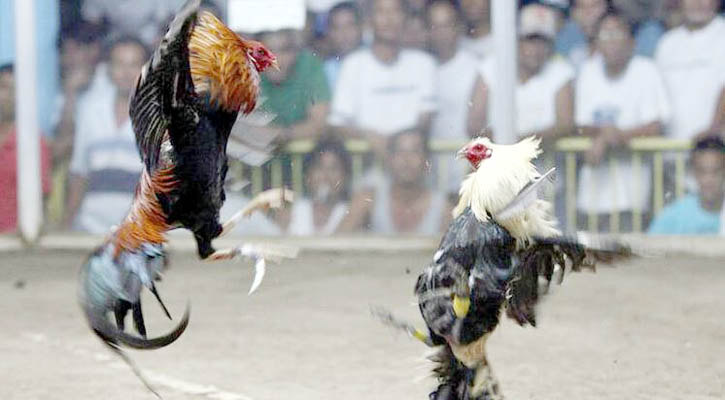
xmin=113 ymin=166 xmax=177 ymax=256
xmin=188 ymin=11 xmax=259 ymax=114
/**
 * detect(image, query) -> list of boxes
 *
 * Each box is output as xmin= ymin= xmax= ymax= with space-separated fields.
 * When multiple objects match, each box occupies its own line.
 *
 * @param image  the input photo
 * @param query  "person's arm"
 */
xmin=467 ymin=75 xmax=488 ymax=138
xmin=529 ymin=81 xmax=575 ymax=141
xmin=336 ymin=188 xmax=375 ymax=233
xmin=285 ymin=102 xmax=330 ymax=140
xmin=63 ymin=173 xmax=88 ymax=228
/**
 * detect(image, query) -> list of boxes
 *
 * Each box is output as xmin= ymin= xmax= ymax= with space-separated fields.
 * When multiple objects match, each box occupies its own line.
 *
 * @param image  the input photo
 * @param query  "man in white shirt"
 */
xmin=64 ymin=37 xmax=147 ymax=233
xmin=470 ymin=3 xmax=575 ymax=144
xmin=427 ymin=0 xmax=480 ymax=193
xmin=655 ymin=0 xmax=725 ymax=140
xmin=459 ymin=0 xmax=492 ymax=59
xmin=576 ymin=11 xmax=671 ymax=231
xmin=328 ymin=0 xmax=437 ymax=156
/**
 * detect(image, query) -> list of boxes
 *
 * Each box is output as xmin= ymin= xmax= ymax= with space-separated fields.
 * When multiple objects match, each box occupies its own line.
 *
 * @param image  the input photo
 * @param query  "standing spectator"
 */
xmin=656 ymin=0 xmax=725 ymax=141
xmin=428 ymin=0 xmax=480 ymax=192
xmin=460 ymin=0 xmax=493 ymax=59
xmin=0 ymin=64 xmax=52 ymax=233
xmin=256 ymin=30 xmax=331 ymax=141
xmin=53 ymin=22 xmax=106 ymax=164
xmin=576 ymin=12 xmax=670 ymax=231
xmin=470 ymin=3 xmax=575 ymax=144
xmin=281 ymin=138 xmax=351 ymax=235
xmin=649 ymin=136 xmax=724 ymax=234
xmin=328 ymin=0 xmax=437 ymax=156
xmin=555 ymin=0 xmax=608 ymax=70
xmin=339 ymin=129 xmax=450 ymax=234
xmin=64 ymin=37 xmax=148 ymax=233
xmin=324 ymin=2 xmax=364 ymax=89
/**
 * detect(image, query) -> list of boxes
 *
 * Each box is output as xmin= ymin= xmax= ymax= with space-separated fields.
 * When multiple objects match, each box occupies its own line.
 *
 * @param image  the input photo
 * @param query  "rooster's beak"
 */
xmin=271 ymin=59 xmax=280 ymax=71
xmin=455 ymin=147 xmax=467 ymax=160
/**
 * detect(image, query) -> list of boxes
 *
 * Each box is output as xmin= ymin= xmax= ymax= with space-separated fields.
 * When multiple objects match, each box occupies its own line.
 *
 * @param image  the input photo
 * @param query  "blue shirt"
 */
xmin=648 ymin=194 xmax=721 ymax=235
xmin=0 ymin=0 xmax=59 ymax=136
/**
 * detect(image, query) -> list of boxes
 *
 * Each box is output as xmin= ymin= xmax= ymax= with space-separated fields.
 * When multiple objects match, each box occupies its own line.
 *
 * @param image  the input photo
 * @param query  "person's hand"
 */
xmin=600 ymin=125 xmax=624 ymax=147
xmin=585 ymin=135 xmax=608 ymax=166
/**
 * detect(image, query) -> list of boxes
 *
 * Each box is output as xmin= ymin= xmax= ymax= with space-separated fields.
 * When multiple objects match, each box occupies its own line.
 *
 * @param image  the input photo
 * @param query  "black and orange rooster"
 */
xmin=78 ymin=0 xmax=288 ymax=395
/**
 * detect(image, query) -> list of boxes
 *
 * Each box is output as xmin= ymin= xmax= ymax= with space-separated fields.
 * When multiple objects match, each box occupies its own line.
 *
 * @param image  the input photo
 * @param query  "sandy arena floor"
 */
xmin=1 ymin=249 xmax=723 ymax=400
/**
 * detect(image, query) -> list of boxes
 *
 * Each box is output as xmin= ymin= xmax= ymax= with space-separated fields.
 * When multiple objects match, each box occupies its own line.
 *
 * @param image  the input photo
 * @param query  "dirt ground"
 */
xmin=1 ymin=249 xmax=723 ymax=400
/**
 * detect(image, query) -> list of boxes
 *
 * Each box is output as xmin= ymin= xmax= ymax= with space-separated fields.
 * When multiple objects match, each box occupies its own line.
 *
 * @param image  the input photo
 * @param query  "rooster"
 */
xmin=375 ymin=137 xmax=631 ymax=400
xmin=78 ymin=0 xmax=289 ymax=395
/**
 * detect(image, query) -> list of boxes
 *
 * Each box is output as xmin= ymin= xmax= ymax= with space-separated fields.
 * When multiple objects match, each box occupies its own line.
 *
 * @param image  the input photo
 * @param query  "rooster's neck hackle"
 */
xmin=188 ymin=11 xmax=259 ymax=114
xmin=113 ymin=165 xmax=178 ymax=257
xmin=454 ymin=137 xmax=559 ymax=242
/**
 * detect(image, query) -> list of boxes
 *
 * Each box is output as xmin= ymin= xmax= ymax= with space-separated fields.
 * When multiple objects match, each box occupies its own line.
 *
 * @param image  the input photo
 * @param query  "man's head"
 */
xmin=692 ymin=135 xmax=725 ymax=207
xmin=402 ymin=12 xmax=430 ymax=50
xmin=257 ymin=30 xmax=299 ymax=83
xmin=59 ymin=21 xmax=104 ymax=73
xmin=428 ymin=0 xmax=462 ymax=58
xmin=0 ymin=64 xmax=15 ymax=123
xmin=372 ymin=0 xmax=406 ymax=46
xmin=460 ymin=0 xmax=490 ymax=30
xmin=328 ymin=2 xmax=363 ymax=57
xmin=682 ymin=0 xmax=719 ymax=29
xmin=106 ymin=36 xmax=149 ymax=97
xmin=518 ymin=4 xmax=557 ymax=76
xmin=388 ymin=129 xmax=429 ymax=186
xmin=595 ymin=11 xmax=634 ymax=74
xmin=572 ymin=0 xmax=608 ymax=40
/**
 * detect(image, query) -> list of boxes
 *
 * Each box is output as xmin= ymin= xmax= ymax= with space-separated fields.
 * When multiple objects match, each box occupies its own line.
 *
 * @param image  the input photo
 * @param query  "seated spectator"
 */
xmin=402 ymin=12 xmax=430 ymax=51
xmin=323 ymin=2 xmax=364 ymax=89
xmin=576 ymin=11 xmax=670 ymax=231
xmin=254 ymin=29 xmax=330 ymax=142
xmin=427 ymin=0 xmax=480 ymax=192
xmin=328 ymin=0 xmax=437 ymax=156
xmin=280 ymin=138 xmax=351 ymax=235
xmin=459 ymin=0 xmax=493 ymax=59
xmin=0 ymin=64 xmax=52 ymax=233
xmin=649 ymin=136 xmax=724 ymax=234
xmin=656 ymin=0 xmax=725 ymax=141
xmin=339 ymin=129 xmax=450 ymax=235
xmin=470 ymin=3 xmax=575 ymax=144
xmin=555 ymin=0 xmax=607 ymax=70
xmin=64 ymin=36 xmax=148 ymax=233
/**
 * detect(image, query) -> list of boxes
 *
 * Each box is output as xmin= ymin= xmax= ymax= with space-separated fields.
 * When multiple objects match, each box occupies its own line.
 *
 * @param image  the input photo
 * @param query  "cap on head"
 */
xmin=519 ymin=4 xmax=558 ymax=40
xmin=458 ymin=140 xmax=493 ymax=169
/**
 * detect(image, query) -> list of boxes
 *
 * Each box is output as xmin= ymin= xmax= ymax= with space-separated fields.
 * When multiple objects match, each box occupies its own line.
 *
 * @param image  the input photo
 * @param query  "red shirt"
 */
xmin=0 ymin=129 xmax=51 ymax=232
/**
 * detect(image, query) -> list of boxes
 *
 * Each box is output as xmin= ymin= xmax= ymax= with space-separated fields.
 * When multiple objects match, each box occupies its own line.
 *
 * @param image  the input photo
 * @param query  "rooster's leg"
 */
xmin=219 ymin=187 xmax=294 ymax=237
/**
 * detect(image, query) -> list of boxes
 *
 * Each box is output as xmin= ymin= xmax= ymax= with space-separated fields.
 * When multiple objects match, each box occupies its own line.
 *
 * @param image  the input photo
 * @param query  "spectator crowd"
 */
xmin=1 ymin=0 xmax=725 ymax=236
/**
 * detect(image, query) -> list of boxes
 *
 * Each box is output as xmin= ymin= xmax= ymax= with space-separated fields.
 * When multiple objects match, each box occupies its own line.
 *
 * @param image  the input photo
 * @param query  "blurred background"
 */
xmin=2 ymin=0 xmax=725 ymax=240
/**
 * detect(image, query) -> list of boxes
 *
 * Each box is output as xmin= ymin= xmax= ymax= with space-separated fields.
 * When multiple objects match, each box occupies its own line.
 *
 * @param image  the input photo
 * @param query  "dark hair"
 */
xmin=304 ymin=137 xmax=353 ymax=197
xmin=58 ymin=21 xmax=105 ymax=49
xmin=103 ymin=35 xmax=150 ymax=62
xmin=595 ymin=9 xmax=634 ymax=37
xmin=692 ymin=135 xmax=725 ymax=156
xmin=329 ymin=1 xmax=362 ymax=25
xmin=0 ymin=63 xmax=13 ymax=75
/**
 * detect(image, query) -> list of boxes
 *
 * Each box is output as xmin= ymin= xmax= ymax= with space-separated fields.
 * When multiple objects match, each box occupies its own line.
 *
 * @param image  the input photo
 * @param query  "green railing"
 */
xmin=234 ymin=137 xmax=693 ymax=234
